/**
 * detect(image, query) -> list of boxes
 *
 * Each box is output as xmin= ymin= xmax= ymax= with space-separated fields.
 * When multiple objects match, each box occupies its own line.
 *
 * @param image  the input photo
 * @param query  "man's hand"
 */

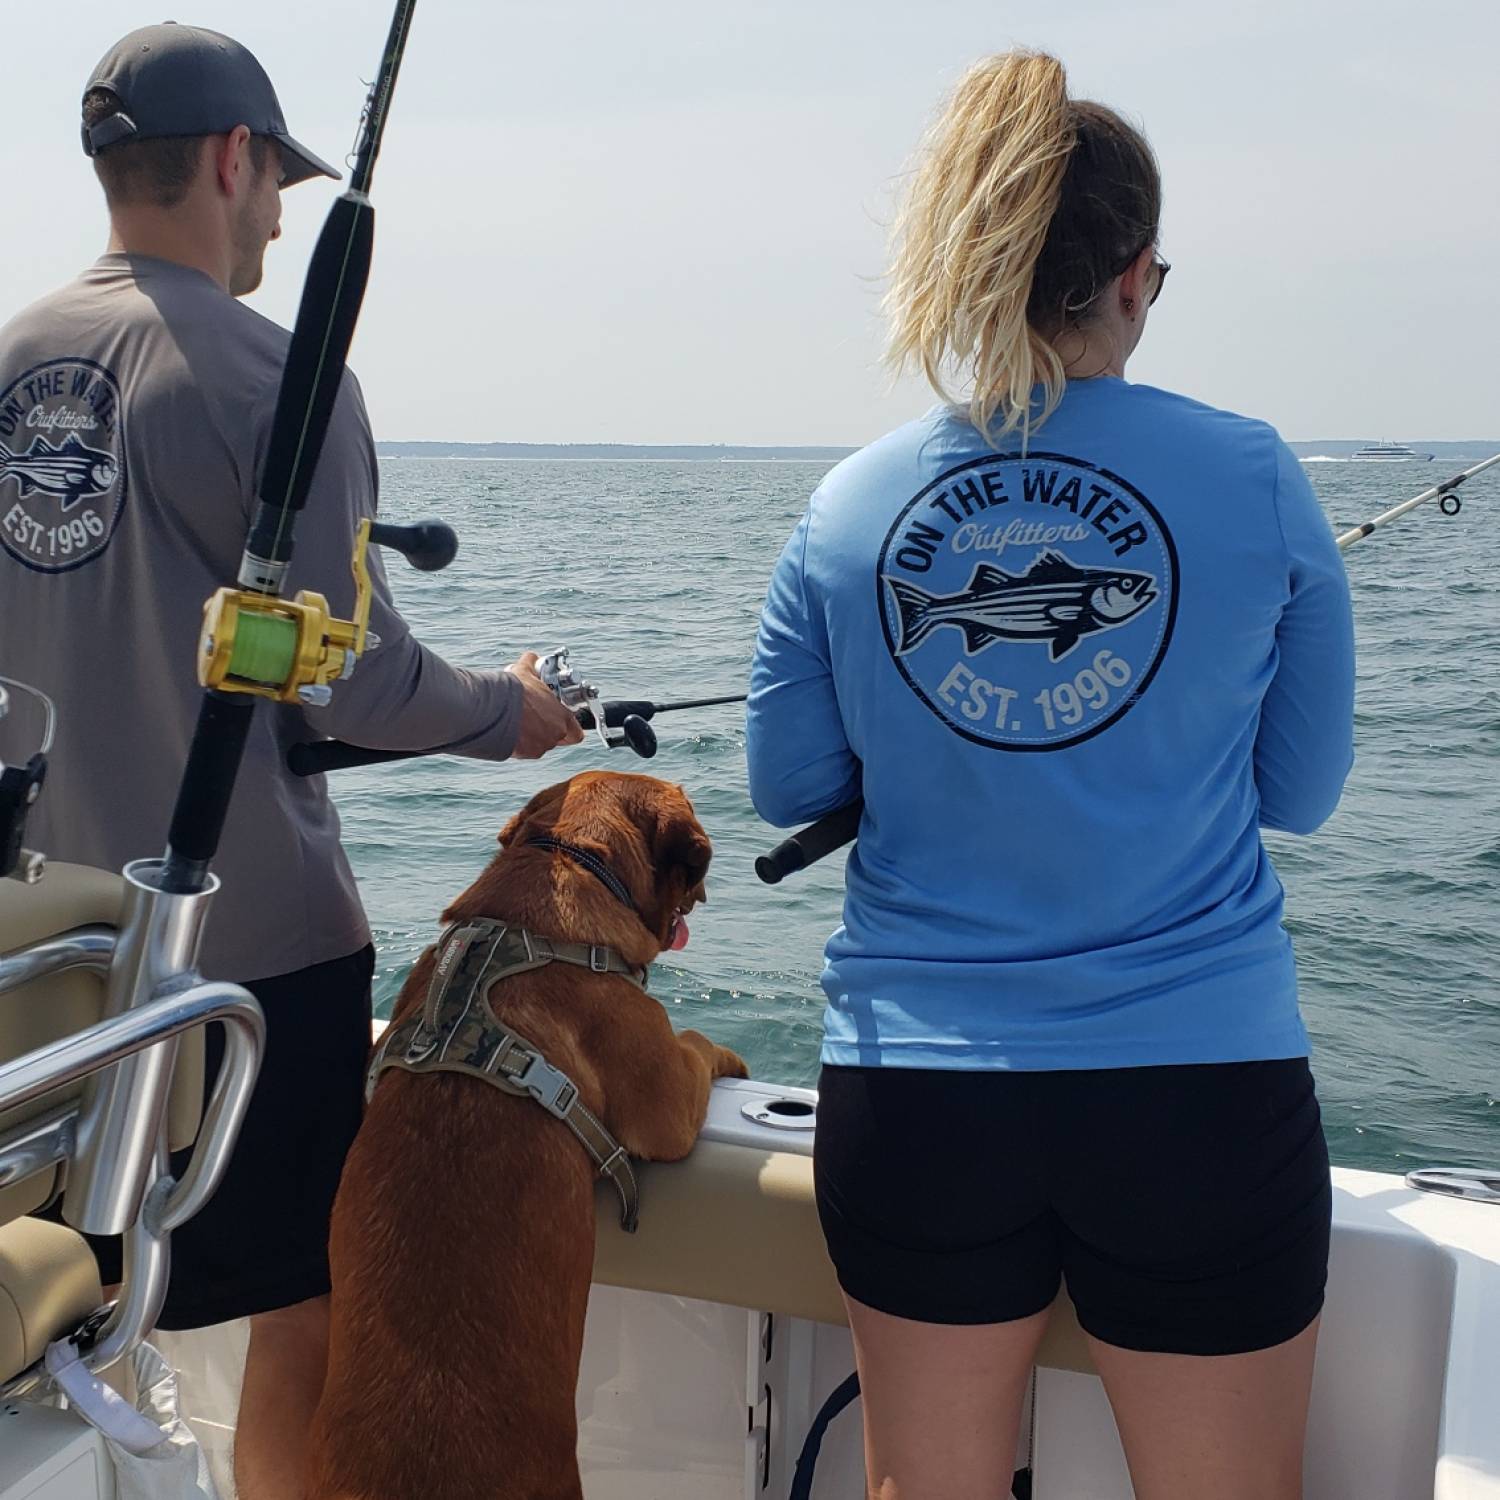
xmin=506 ymin=651 xmax=587 ymax=759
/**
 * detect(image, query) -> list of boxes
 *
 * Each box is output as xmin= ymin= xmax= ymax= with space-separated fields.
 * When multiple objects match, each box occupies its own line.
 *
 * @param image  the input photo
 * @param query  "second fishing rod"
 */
xmin=756 ymin=452 xmax=1500 ymax=883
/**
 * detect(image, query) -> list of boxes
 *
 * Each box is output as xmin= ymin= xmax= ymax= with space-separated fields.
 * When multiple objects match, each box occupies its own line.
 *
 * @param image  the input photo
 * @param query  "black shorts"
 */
xmin=814 ymin=1058 xmax=1331 ymax=1356
xmin=62 ymin=945 xmax=374 ymax=1330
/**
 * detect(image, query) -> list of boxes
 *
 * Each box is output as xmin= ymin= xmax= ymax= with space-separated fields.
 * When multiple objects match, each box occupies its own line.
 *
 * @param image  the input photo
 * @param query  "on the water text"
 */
xmin=895 ymin=463 xmax=1151 ymax=573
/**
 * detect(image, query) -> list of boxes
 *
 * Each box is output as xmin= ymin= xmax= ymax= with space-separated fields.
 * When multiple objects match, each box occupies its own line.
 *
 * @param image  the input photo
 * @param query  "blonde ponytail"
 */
xmin=883 ymin=52 xmax=1077 ymax=446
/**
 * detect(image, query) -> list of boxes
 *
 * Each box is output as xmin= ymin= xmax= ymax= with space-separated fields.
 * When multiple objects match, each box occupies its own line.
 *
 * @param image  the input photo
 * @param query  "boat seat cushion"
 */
xmin=0 ymin=864 xmax=204 ymax=1225
xmin=594 ymin=1138 xmax=1096 ymax=1375
xmin=0 ymin=1216 xmax=101 ymax=1385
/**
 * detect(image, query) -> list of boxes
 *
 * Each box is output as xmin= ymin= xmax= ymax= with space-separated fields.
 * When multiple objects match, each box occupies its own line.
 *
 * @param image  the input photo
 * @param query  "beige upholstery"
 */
xmin=0 ymin=1215 xmax=102 ymax=1383
xmin=595 ymin=1139 xmax=1096 ymax=1376
xmin=0 ymin=863 xmax=205 ymax=1224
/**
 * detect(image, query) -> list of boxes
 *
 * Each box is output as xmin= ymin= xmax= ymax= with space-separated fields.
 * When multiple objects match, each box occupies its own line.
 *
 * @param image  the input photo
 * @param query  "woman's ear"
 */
xmin=1118 ymin=244 xmax=1155 ymax=318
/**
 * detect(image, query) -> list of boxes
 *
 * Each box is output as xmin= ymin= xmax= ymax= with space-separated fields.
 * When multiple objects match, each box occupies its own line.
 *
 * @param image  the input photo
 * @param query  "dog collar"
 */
xmin=527 ymin=835 xmax=639 ymax=915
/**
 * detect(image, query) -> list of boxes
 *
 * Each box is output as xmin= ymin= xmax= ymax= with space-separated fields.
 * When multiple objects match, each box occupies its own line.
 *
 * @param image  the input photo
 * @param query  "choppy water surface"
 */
xmin=342 ymin=451 xmax=1499 ymax=1173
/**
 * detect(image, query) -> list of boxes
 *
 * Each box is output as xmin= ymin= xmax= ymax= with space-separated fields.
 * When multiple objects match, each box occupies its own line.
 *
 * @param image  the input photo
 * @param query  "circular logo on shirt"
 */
xmin=877 ymin=452 xmax=1178 ymax=751
xmin=0 ymin=358 xmax=127 ymax=573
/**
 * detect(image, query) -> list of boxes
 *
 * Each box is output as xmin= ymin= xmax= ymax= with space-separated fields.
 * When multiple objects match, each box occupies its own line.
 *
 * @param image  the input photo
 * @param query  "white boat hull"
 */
xmin=6 ymin=1078 xmax=1499 ymax=1500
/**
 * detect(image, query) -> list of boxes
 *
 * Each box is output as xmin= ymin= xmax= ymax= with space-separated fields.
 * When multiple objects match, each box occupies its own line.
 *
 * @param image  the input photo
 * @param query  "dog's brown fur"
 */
xmin=305 ymin=771 xmax=748 ymax=1500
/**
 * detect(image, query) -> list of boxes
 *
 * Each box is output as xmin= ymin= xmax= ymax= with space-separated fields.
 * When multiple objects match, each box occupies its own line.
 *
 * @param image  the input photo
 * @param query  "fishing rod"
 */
xmin=10 ymin=5 xmax=429 ymax=1372
xmin=162 ymin=0 xmax=422 ymax=894
xmin=1336 ymin=452 xmax=1500 ymax=550
xmin=288 ymin=649 xmax=750 ymax=774
xmin=759 ymin=454 xmax=1500 ymax=884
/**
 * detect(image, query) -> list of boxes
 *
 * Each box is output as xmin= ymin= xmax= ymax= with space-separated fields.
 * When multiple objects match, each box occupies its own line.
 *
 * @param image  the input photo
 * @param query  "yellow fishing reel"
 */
xmin=197 ymin=520 xmax=375 ymax=706
xmin=197 ymin=518 xmax=457 ymax=706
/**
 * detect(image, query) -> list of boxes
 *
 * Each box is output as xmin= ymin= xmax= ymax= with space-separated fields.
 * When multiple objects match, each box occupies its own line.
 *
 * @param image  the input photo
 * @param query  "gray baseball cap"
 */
xmin=81 ymin=22 xmax=340 ymax=188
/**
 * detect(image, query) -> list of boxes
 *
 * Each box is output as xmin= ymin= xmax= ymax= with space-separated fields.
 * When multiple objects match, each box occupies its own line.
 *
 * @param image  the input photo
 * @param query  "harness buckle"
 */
xmin=403 ymin=1028 xmax=439 ymax=1065
xmin=588 ymin=945 xmax=609 ymax=974
xmin=510 ymin=1051 xmax=578 ymax=1120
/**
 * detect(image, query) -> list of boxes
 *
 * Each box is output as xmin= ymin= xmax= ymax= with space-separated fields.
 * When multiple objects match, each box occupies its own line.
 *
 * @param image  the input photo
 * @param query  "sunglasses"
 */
xmin=1148 ymin=254 xmax=1171 ymax=307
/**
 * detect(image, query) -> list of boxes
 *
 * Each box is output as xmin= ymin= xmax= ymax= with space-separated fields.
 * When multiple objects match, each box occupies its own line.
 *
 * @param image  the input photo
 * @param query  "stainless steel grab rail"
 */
xmin=0 ymin=925 xmax=115 ymax=992
xmin=1406 ymin=1167 xmax=1500 ymax=1206
xmin=0 ymin=975 xmax=264 ymax=1381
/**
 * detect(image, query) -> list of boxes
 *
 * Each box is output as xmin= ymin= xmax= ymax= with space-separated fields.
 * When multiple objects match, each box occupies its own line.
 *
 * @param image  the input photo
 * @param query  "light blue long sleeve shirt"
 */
xmin=746 ymin=379 xmax=1354 ymax=1071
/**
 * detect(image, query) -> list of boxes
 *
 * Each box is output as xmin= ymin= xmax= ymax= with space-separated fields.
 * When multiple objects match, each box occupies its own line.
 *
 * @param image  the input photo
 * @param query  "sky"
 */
xmin=2 ymin=0 xmax=1496 ymax=446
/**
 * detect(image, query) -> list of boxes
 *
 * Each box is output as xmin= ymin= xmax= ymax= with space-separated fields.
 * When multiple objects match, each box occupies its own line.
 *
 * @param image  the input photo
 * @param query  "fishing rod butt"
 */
xmin=754 ymin=845 xmax=802 ymax=885
xmin=162 ymin=692 xmax=257 ymax=890
xmin=287 ymin=739 xmax=420 ymax=776
xmin=756 ymin=800 xmax=864 ymax=884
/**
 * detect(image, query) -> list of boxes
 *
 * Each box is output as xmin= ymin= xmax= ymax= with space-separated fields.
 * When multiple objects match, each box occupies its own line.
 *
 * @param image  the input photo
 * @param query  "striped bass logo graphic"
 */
xmin=0 ymin=435 xmax=118 ymax=511
xmin=885 ymin=551 xmax=1158 ymax=663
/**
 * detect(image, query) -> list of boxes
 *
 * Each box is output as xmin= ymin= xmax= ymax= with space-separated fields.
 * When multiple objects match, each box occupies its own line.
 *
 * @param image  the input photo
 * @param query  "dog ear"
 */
xmin=498 ymin=781 xmax=569 ymax=847
xmin=652 ymin=791 xmax=712 ymax=904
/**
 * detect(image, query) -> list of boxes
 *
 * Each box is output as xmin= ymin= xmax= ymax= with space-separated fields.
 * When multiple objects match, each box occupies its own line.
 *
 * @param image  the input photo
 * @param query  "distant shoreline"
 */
xmin=375 ymin=442 xmax=855 ymax=462
xmin=376 ymin=439 xmax=1498 ymax=463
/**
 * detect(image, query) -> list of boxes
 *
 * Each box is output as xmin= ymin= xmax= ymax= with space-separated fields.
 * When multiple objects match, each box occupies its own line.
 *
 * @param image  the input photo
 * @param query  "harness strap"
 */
xmin=369 ymin=919 xmax=643 ymax=1231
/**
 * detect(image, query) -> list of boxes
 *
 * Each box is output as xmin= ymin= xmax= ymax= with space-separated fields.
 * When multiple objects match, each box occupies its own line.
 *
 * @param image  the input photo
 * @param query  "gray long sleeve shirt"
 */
xmin=0 ymin=254 xmax=521 ymax=980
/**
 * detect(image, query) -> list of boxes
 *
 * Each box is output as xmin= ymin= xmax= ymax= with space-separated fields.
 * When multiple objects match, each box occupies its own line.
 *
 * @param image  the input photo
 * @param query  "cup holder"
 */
xmin=741 ymin=1095 xmax=817 ymax=1132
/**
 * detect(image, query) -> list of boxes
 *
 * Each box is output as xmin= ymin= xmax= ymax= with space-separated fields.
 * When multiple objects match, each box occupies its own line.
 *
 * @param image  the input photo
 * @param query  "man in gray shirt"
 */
xmin=0 ymin=24 xmax=581 ymax=1499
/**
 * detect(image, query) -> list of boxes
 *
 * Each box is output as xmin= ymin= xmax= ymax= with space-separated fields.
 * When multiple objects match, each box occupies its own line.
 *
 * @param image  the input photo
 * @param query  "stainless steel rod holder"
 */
xmin=63 ymin=859 xmax=219 ymax=1235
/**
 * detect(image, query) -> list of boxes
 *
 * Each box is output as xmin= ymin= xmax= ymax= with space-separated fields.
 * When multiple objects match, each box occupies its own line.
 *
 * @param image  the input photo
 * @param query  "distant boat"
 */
xmin=1350 ymin=442 xmax=1434 ymax=462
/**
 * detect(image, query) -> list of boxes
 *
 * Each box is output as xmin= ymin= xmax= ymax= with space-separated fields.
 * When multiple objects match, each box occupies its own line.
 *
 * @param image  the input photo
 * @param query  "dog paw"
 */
xmin=718 ymin=1048 xmax=750 ymax=1080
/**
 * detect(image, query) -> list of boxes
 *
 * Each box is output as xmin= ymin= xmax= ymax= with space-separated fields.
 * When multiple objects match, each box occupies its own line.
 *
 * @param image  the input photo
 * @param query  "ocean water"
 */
xmin=341 ymin=451 xmax=1500 ymax=1176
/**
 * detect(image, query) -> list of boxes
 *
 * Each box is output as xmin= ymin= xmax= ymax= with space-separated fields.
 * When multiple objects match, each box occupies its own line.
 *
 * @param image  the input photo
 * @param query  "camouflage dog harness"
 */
xmin=369 ymin=917 xmax=648 ymax=1231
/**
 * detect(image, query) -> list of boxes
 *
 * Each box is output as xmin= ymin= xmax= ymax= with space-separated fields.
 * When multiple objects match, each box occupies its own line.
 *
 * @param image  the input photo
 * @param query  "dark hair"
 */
xmin=1027 ymin=102 xmax=1161 ymax=333
xmin=82 ymin=88 xmax=279 ymax=210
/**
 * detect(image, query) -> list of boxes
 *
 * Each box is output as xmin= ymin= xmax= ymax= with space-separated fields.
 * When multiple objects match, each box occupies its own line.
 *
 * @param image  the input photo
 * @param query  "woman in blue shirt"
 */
xmin=747 ymin=50 xmax=1353 ymax=1500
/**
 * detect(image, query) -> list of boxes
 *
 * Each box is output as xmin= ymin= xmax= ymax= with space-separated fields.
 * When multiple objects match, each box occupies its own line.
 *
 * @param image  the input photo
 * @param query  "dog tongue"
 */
xmin=668 ymin=915 xmax=690 ymax=951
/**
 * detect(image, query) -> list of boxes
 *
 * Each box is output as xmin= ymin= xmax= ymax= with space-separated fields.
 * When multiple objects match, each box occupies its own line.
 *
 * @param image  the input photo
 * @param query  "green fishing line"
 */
xmin=227 ymin=612 xmax=298 ymax=688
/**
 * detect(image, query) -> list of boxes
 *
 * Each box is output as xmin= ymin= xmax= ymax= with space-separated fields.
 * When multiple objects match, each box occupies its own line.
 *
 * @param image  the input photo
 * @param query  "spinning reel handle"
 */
xmin=367 ymin=519 xmax=459 ymax=572
xmin=616 ymin=715 xmax=658 ymax=758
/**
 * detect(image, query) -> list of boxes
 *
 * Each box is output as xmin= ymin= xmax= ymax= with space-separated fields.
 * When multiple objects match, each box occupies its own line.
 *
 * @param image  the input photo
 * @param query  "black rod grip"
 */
xmin=162 ymin=692 xmax=256 ymax=890
xmin=576 ymin=700 xmax=653 ymax=730
xmin=287 ymin=740 xmax=423 ymax=776
xmin=755 ymin=799 xmax=864 ymax=885
xmin=248 ymin=195 xmax=375 ymax=563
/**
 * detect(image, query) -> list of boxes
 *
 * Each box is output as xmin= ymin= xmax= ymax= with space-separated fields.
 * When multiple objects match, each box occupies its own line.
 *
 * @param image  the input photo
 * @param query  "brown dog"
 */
xmin=305 ymin=771 xmax=748 ymax=1500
